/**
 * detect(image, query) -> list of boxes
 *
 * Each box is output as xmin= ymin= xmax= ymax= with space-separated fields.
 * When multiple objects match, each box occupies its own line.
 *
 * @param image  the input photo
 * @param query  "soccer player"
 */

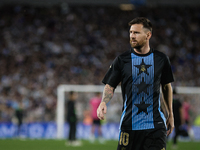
xmin=89 ymin=92 xmax=104 ymax=143
xmin=97 ymin=17 xmax=174 ymax=150
xmin=66 ymin=91 xmax=81 ymax=146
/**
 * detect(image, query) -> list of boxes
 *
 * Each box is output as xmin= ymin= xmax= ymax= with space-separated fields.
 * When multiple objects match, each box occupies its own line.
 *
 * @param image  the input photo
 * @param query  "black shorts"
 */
xmin=117 ymin=128 xmax=167 ymax=150
xmin=93 ymin=119 xmax=101 ymax=125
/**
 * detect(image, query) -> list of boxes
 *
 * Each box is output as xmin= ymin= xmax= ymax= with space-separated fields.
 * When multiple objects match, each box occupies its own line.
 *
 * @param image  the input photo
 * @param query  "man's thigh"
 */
xmin=143 ymin=128 xmax=167 ymax=150
xmin=117 ymin=128 xmax=167 ymax=150
xmin=117 ymin=130 xmax=145 ymax=150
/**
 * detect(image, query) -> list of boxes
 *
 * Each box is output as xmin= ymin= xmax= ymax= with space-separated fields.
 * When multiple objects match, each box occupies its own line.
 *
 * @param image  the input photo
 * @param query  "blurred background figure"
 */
xmin=66 ymin=91 xmax=81 ymax=146
xmin=172 ymin=89 xmax=188 ymax=149
xmin=182 ymin=96 xmax=195 ymax=140
xmin=14 ymin=96 xmax=24 ymax=138
xmin=89 ymin=92 xmax=104 ymax=143
xmin=194 ymin=114 xmax=200 ymax=126
xmin=183 ymin=97 xmax=191 ymax=126
xmin=83 ymin=109 xmax=93 ymax=125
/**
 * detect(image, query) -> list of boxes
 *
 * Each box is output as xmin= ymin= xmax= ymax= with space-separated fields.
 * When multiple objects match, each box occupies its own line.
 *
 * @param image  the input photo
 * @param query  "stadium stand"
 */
xmin=0 ymin=4 xmax=199 ymax=126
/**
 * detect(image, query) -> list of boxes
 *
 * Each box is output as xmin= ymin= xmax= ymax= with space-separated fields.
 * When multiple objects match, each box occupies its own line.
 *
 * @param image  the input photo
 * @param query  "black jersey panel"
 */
xmin=153 ymin=50 xmax=173 ymax=129
xmin=102 ymin=57 xmax=122 ymax=88
xmin=160 ymin=55 xmax=174 ymax=85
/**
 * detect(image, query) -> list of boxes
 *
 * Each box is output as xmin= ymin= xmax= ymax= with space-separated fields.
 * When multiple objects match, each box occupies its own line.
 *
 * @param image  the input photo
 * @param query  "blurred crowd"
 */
xmin=0 ymin=4 xmax=200 ymax=124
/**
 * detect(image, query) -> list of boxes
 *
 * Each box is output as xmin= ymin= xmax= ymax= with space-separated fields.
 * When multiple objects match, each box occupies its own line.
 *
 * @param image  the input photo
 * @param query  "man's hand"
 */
xmin=97 ymin=84 xmax=114 ymax=120
xmin=166 ymin=114 xmax=174 ymax=136
xmin=162 ymin=83 xmax=174 ymax=136
xmin=97 ymin=102 xmax=107 ymax=120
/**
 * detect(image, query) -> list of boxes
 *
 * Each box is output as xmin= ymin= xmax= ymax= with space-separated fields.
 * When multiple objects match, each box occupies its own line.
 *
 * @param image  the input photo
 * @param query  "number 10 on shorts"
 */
xmin=119 ymin=132 xmax=129 ymax=146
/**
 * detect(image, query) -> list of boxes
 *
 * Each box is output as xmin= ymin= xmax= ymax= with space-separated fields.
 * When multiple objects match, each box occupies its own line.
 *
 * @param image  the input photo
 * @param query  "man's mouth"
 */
xmin=131 ymin=40 xmax=137 ymax=43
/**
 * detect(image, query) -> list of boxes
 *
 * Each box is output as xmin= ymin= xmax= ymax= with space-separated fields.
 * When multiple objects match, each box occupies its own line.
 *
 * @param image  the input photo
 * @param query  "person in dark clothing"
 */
xmin=15 ymin=106 xmax=23 ymax=136
xmin=66 ymin=91 xmax=81 ymax=146
xmin=12 ymin=94 xmax=24 ymax=138
xmin=172 ymin=89 xmax=188 ymax=149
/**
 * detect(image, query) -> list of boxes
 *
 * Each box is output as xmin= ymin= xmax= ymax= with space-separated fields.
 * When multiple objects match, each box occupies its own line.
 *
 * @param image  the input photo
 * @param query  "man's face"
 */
xmin=129 ymin=24 xmax=150 ymax=49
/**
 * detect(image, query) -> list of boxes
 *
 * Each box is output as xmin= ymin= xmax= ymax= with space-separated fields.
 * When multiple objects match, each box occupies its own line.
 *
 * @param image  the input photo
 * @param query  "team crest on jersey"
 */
xmin=161 ymin=148 xmax=165 ymax=150
xmin=141 ymin=65 xmax=146 ymax=72
xmin=134 ymin=59 xmax=151 ymax=75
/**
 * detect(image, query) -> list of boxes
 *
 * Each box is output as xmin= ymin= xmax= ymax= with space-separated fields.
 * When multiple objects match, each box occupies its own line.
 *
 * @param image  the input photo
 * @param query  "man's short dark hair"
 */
xmin=128 ymin=17 xmax=152 ymax=32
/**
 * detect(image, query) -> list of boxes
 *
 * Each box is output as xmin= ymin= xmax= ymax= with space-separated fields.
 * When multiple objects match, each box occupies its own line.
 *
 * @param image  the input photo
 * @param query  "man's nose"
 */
xmin=130 ymin=33 xmax=135 ymax=38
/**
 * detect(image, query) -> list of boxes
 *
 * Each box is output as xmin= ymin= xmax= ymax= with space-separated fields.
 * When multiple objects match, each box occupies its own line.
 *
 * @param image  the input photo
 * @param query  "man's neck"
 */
xmin=134 ymin=45 xmax=150 ymax=55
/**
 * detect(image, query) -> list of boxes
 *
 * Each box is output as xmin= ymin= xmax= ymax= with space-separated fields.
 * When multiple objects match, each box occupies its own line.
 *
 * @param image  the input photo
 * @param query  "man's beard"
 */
xmin=130 ymin=40 xmax=145 ymax=49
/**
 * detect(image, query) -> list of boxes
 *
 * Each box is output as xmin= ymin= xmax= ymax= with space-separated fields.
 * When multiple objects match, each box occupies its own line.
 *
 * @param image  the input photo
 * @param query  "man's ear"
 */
xmin=146 ymin=31 xmax=152 ymax=40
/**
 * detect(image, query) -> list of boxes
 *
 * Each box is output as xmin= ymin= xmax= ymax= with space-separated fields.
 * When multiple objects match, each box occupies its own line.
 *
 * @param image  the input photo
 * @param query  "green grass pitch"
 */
xmin=0 ymin=139 xmax=199 ymax=150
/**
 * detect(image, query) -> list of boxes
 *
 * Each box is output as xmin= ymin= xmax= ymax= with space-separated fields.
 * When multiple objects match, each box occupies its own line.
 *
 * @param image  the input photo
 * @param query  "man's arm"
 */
xmin=161 ymin=83 xmax=174 ymax=136
xmin=97 ymin=84 xmax=114 ymax=120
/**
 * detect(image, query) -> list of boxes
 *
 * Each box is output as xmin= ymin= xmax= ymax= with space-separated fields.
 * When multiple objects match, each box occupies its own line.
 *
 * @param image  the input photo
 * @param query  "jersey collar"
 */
xmin=131 ymin=47 xmax=153 ymax=56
